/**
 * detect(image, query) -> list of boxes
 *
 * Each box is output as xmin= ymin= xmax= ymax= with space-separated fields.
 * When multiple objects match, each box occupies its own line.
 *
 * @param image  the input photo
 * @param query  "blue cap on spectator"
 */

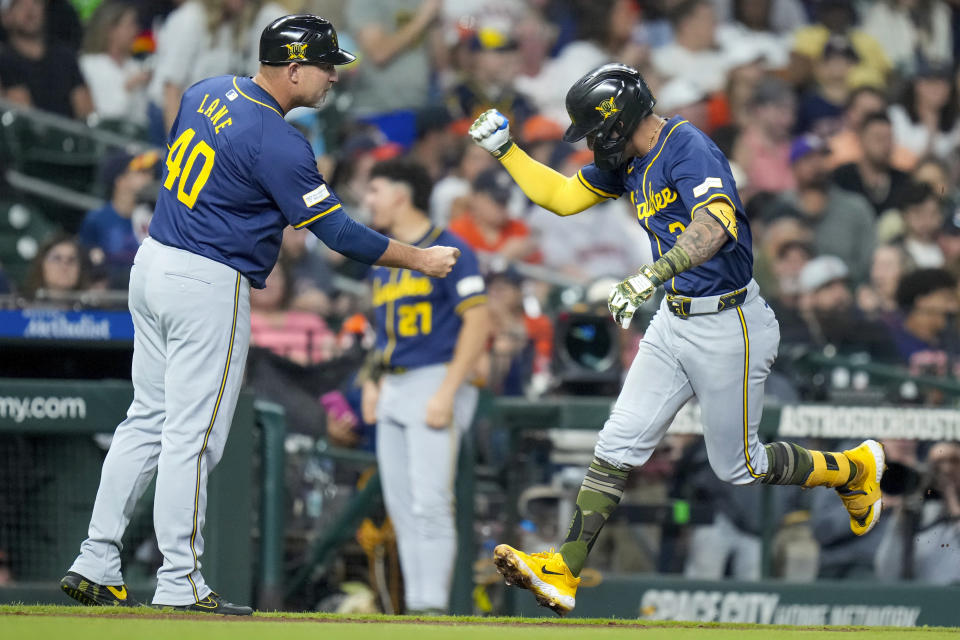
xmin=789 ymin=134 xmax=828 ymax=164
xmin=915 ymin=59 xmax=952 ymax=79
xmin=472 ymin=167 xmax=513 ymax=206
xmin=98 ymin=151 xmax=135 ymax=190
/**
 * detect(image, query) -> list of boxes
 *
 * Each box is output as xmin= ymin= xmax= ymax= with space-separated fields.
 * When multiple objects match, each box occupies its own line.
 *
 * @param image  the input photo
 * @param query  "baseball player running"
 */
xmin=469 ymin=64 xmax=885 ymax=616
xmin=61 ymin=15 xmax=460 ymax=614
xmin=360 ymin=159 xmax=490 ymax=613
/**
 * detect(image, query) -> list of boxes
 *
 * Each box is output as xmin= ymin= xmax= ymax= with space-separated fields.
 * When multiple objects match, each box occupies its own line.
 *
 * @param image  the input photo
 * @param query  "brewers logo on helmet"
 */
xmin=563 ymin=63 xmax=656 ymax=171
xmin=260 ymin=15 xmax=355 ymax=66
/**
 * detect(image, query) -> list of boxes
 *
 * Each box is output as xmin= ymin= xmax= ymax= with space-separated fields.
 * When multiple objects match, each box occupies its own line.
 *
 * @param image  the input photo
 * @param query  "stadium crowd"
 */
xmin=2 ymin=0 xmax=960 ymax=601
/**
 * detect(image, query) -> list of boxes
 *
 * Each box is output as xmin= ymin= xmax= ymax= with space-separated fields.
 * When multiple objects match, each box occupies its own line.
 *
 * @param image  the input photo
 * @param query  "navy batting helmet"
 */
xmin=563 ymin=64 xmax=656 ymax=170
xmin=259 ymin=15 xmax=355 ymax=66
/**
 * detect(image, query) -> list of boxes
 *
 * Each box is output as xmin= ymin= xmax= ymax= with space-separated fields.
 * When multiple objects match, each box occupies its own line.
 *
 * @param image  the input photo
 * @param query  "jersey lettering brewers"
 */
xmin=579 ymin=116 xmax=752 ymax=297
xmin=150 ymin=75 xmax=389 ymax=288
xmin=369 ymin=227 xmax=486 ymax=369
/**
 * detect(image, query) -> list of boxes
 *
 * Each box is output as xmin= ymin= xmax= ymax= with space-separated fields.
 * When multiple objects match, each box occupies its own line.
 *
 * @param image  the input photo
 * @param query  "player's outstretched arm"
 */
xmin=376 ymin=239 xmax=461 ymax=278
xmin=469 ymin=109 xmax=604 ymax=216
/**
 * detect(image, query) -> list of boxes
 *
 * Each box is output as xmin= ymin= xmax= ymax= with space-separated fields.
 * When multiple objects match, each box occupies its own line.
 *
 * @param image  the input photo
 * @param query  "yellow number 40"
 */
xmin=163 ymin=128 xmax=215 ymax=209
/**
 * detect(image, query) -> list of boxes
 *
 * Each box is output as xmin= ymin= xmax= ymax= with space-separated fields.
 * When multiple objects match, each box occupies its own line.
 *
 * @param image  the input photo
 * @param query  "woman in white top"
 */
xmin=79 ymin=2 xmax=151 ymax=130
xmin=861 ymin=0 xmax=952 ymax=75
xmin=147 ymin=0 xmax=253 ymax=136
xmin=888 ymin=65 xmax=960 ymax=161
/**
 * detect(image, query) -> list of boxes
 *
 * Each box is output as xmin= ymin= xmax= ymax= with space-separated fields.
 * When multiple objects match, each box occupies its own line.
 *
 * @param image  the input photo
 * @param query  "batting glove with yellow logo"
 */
xmin=469 ymin=109 xmax=514 ymax=157
xmin=608 ymin=266 xmax=661 ymax=329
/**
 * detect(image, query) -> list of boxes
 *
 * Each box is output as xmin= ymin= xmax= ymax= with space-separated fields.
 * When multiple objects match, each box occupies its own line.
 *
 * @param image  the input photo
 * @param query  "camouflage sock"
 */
xmin=762 ymin=442 xmax=856 ymax=487
xmin=559 ymin=457 xmax=629 ymax=577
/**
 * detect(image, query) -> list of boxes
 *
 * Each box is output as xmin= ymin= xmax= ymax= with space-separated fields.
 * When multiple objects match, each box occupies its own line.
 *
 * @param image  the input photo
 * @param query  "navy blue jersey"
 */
xmin=580 ymin=116 xmax=752 ymax=297
xmin=369 ymin=226 xmax=486 ymax=369
xmin=149 ymin=75 xmax=389 ymax=288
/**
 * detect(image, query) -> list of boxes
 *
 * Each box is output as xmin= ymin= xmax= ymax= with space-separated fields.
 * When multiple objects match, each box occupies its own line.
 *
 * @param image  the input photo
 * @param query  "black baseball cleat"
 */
xmin=60 ymin=571 xmax=140 ymax=607
xmin=154 ymin=591 xmax=253 ymax=615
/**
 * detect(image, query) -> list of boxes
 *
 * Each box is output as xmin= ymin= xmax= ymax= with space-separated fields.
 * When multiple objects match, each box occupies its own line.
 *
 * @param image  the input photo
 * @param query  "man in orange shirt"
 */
xmin=449 ymin=167 xmax=542 ymax=264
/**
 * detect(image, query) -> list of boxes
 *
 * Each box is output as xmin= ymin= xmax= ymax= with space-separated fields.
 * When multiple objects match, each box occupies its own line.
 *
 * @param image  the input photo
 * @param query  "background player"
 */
xmin=360 ymin=159 xmax=490 ymax=614
xmin=61 ymin=15 xmax=460 ymax=614
xmin=469 ymin=64 xmax=885 ymax=615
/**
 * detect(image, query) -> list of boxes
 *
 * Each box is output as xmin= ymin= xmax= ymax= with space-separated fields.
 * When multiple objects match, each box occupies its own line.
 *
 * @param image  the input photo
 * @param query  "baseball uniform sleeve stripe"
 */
xmin=187 ymin=273 xmax=242 ymax=600
xmin=232 ymin=76 xmax=282 ymax=117
xmin=455 ymin=294 xmax=488 ymax=315
xmin=576 ymin=170 xmax=619 ymax=199
xmin=293 ymin=203 xmax=342 ymax=229
xmin=690 ymin=194 xmax=738 ymax=240
xmin=737 ymin=306 xmax=764 ymax=479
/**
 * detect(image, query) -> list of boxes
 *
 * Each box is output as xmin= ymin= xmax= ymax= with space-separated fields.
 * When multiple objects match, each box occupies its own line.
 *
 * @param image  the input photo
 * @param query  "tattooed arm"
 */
xmin=646 ymin=202 xmax=733 ymax=284
xmin=607 ymin=200 xmax=736 ymax=328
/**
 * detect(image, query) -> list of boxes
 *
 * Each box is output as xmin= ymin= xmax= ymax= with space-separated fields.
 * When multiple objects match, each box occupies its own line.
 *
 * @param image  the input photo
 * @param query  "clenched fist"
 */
xmin=419 ymin=245 xmax=461 ymax=278
xmin=469 ymin=108 xmax=513 ymax=157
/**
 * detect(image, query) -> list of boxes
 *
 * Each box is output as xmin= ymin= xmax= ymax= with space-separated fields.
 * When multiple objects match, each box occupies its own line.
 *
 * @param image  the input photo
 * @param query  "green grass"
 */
xmin=1 ymin=605 xmax=958 ymax=640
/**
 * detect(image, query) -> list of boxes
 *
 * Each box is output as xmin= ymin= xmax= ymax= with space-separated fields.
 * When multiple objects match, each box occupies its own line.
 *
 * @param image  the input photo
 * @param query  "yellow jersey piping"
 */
xmin=232 ymin=77 xmax=282 ymax=118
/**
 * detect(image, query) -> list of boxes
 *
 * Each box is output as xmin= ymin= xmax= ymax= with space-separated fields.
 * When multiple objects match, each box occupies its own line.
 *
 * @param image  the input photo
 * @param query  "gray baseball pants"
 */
xmin=70 ymin=237 xmax=251 ymax=605
xmin=375 ymin=364 xmax=478 ymax=611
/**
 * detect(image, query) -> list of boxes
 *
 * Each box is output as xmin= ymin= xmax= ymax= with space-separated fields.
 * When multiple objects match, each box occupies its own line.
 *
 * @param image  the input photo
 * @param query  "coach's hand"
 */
xmin=608 ymin=267 xmax=659 ymax=329
xmin=469 ymin=109 xmax=513 ymax=157
xmin=426 ymin=386 xmax=455 ymax=429
xmin=419 ymin=245 xmax=461 ymax=278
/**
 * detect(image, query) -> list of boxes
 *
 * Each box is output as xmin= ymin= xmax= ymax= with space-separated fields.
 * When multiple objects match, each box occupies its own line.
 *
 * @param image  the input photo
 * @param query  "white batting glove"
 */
xmin=608 ymin=267 xmax=659 ymax=329
xmin=468 ymin=108 xmax=513 ymax=157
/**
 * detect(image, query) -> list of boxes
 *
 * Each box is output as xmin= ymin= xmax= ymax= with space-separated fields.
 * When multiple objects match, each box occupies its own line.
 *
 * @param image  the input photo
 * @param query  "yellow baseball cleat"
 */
xmin=493 ymin=544 xmax=580 ymax=616
xmin=836 ymin=439 xmax=886 ymax=536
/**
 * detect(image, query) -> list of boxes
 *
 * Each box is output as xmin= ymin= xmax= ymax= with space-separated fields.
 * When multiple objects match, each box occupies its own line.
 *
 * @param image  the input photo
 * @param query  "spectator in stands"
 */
xmin=430 ymin=141 xmax=497 ymax=227
xmin=875 ymin=441 xmax=960 ymax=584
xmin=938 ymin=210 xmax=960 ymax=278
xmin=449 ymin=167 xmax=542 ymax=264
xmin=445 ymin=24 xmax=537 ymax=129
xmin=147 ymin=0 xmax=252 ymax=139
xmin=886 ymin=268 xmax=959 ymax=372
xmin=79 ymin=1 xmax=151 ymax=134
xmin=527 ymin=149 xmax=652 ymax=283
xmin=516 ymin=0 xmax=643 ymax=126
xmin=652 ymin=0 xmax=734 ymax=94
xmin=795 ymin=35 xmax=860 ymax=138
xmin=22 ymin=234 xmax=90 ymax=302
xmin=250 ymin=262 xmax=336 ymax=366
xmin=246 ymin=261 xmax=342 ymax=436
xmin=484 ymin=266 xmax=551 ymax=396
xmin=833 ymin=112 xmax=910 ymax=216
xmin=79 ymin=150 xmax=160 ymax=289
xmin=714 ymin=0 xmax=791 ymax=71
xmin=409 ymin=105 xmax=456 ymax=183
xmin=778 ymin=134 xmax=876 ymax=284
xmin=896 ymin=181 xmax=947 ymax=268
xmin=277 ymin=225 xmax=335 ymax=318
xmin=856 ymin=244 xmax=911 ymax=319
xmin=732 ymin=78 xmax=796 ymax=198
xmin=889 ymin=63 xmax=960 ymax=161
xmin=790 ymin=0 xmax=890 ymax=89
xmin=0 ymin=0 xmax=92 ymax=119
xmin=861 ymin=0 xmax=953 ymax=76
xmin=827 ymin=86 xmax=917 ymax=171
xmin=344 ymin=0 xmax=441 ymax=117
xmin=712 ymin=0 xmax=806 ymax=35
xmin=794 ymin=255 xmax=896 ymax=359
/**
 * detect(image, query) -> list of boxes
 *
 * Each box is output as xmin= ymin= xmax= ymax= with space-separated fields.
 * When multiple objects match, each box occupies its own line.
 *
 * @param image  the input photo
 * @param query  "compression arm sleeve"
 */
xmin=499 ymin=144 xmax=606 ymax=216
